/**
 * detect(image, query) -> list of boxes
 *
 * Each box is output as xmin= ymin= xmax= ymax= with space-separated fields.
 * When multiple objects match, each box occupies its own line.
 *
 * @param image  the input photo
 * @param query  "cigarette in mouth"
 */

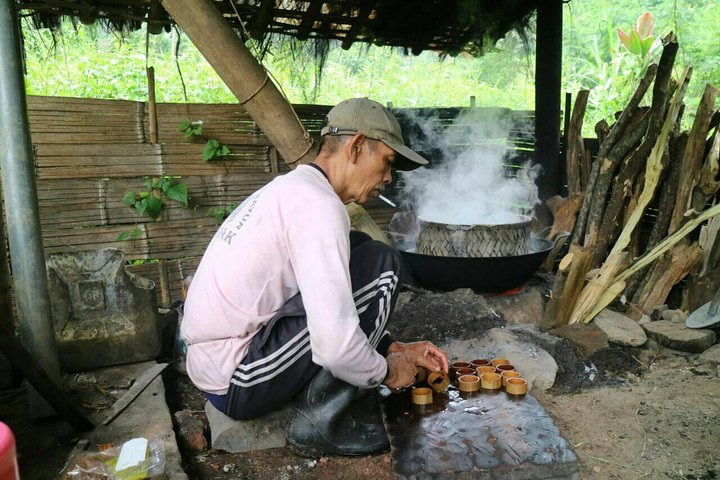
xmin=378 ymin=194 xmax=397 ymax=207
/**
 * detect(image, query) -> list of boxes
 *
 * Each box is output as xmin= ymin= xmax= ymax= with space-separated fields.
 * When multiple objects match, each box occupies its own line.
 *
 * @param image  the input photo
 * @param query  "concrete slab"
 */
xmin=381 ymin=386 xmax=580 ymax=479
xmin=205 ymin=400 xmax=292 ymax=453
xmin=63 ymin=362 xmax=187 ymax=479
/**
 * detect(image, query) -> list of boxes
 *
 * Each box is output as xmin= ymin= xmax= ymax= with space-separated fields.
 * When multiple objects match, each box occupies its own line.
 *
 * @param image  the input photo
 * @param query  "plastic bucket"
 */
xmin=0 ymin=422 xmax=19 ymax=480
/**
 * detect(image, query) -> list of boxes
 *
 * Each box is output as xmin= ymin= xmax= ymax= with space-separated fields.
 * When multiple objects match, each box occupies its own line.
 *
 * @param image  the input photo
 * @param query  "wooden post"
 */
xmin=147 ymin=66 xmax=159 ymax=144
xmin=160 ymin=0 xmax=317 ymax=167
xmin=535 ymin=0 xmax=563 ymax=200
xmin=0 ymin=0 xmax=62 ymax=418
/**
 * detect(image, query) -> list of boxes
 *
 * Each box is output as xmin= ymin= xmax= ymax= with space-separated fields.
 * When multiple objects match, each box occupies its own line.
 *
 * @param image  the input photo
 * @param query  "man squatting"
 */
xmin=181 ymin=98 xmax=449 ymax=456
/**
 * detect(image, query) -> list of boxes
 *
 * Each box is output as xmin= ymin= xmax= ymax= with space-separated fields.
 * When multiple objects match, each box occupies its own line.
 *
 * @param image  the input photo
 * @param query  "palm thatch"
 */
xmin=15 ymin=0 xmax=537 ymax=57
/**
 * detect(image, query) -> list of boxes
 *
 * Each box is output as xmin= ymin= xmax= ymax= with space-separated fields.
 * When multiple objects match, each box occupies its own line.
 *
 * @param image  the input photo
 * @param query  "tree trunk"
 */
xmin=669 ymin=84 xmax=719 ymax=232
xmin=566 ymin=90 xmax=589 ymax=196
xmin=590 ymin=38 xmax=679 ymax=266
xmin=574 ymin=63 xmax=658 ymax=243
xmin=542 ymin=253 xmax=572 ymax=331
xmin=635 ymin=241 xmax=702 ymax=313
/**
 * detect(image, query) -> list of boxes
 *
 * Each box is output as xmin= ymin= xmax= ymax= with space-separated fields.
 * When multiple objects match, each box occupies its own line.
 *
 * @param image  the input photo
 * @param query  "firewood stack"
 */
xmin=542 ymin=33 xmax=720 ymax=330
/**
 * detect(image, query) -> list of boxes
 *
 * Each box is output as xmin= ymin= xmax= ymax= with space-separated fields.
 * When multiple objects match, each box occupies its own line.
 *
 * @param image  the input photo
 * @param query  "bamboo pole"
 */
xmin=160 ymin=0 xmax=387 ymax=242
xmin=160 ymin=0 xmax=316 ymax=166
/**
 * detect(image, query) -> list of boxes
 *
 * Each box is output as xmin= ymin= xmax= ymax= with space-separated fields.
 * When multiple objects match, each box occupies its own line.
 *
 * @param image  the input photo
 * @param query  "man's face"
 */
xmin=352 ymin=139 xmax=396 ymax=204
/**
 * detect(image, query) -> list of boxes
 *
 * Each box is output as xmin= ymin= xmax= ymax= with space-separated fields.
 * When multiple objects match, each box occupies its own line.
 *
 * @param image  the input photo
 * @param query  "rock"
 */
xmin=205 ymin=401 xmax=292 ymax=453
xmin=550 ymin=324 xmax=610 ymax=358
xmin=698 ymin=344 xmax=720 ymax=366
xmin=651 ymin=305 xmax=668 ymax=321
xmin=483 ymin=288 xmax=545 ymax=326
xmin=593 ymin=309 xmax=647 ymax=347
xmin=173 ymin=409 xmax=208 ymax=452
xmin=639 ymin=315 xmax=651 ymax=325
xmin=641 ymin=321 xmax=716 ymax=353
xmin=440 ymin=328 xmax=558 ymax=390
xmin=661 ymin=309 xmax=688 ymax=323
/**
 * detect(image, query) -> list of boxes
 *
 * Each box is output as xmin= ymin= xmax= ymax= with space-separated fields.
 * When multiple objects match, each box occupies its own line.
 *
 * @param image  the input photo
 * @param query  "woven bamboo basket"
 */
xmin=415 ymin=216 xmax=532 ymax=258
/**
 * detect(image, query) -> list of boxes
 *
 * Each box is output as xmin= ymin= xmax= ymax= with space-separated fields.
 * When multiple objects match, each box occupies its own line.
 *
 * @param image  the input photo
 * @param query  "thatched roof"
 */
xmin=16 ymin=0 xmax=537 ymax=56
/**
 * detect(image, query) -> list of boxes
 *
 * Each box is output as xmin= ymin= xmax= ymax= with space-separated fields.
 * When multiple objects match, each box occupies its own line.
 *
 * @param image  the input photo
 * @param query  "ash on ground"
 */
xmin=392 ymin=286 xmax=651 ymax=393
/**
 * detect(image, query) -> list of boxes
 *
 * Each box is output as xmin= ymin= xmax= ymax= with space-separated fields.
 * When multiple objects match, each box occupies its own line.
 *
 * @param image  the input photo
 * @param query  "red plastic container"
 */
xmin=0 ymin=422 xmax=19 ymax=480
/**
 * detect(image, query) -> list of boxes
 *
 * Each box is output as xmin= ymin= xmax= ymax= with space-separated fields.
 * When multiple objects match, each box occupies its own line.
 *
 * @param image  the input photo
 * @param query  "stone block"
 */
xmin=593 ymin=309 xmax=647 ymax=347
xmin=382 ymin=388 xmax=580 ymax=479
xmin=442 ymin=328 xmax=558 ymax=390
xmin=698 ymin=344 xmax=720 ymax=366
xmin=47 ymin=248 xmax=160 ymax=372
xmin=641 ymin=320 xmax=716 ymax=353
xmin=550 ymin=324 xmax=609 ymax=358
xmin=205 ymin=401 xmax=292 ymax=453
xmin=484 ymin=288 xmax=545 ymax=326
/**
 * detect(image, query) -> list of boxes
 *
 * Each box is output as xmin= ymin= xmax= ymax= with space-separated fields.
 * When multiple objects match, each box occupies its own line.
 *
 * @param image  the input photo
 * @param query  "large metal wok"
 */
xmin=399 ymin=234 xmax=567 ymax=293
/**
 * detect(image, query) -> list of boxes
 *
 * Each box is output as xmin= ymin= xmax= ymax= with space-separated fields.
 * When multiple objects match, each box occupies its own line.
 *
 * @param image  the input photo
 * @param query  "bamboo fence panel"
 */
xmin=22 ymin=95 xmax=537 ymax=304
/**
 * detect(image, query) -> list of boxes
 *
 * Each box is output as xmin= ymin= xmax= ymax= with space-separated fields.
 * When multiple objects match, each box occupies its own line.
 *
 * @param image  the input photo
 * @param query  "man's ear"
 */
xmin=347 ymin=134 xmax=366 ymax=164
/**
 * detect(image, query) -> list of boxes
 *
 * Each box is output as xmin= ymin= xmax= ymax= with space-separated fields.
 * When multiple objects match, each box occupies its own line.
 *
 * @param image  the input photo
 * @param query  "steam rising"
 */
xmin=399 ymin=108 xmax=541 ymax=226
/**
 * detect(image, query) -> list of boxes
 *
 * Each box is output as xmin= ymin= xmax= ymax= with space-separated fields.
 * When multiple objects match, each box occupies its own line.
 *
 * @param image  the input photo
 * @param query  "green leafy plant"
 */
xmin=179 ymin=119 xmax=231 ymax=161
xmin=117 ymin=227 xmax=143 ymax=241
xmin=202 ymin=139 xmax=231 ymax=161
xmin=179 ymin=119 xmax=203 ymax=137
xmin=121 ymin=176 xmax=188 ymax=221
xmin=207 ymin=202 xmax=239 ymax=224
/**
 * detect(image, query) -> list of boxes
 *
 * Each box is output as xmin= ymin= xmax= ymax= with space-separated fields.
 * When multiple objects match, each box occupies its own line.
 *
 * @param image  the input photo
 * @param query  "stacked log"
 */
xmin=542 ymin=33 xmax=720 ymax=329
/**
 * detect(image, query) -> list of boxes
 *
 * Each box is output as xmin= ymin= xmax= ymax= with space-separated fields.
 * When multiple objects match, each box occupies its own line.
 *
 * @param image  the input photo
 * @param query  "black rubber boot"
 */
xmin=286 ymin=369 xmax=389 ymax=457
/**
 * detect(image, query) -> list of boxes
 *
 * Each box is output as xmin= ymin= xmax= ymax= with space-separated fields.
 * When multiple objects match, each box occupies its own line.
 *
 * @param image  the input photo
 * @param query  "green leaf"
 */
xmin=117 ymin=231 xmax=131 ymax=241
xmin=136 ymin=200 xmax=148 ymax=216
xmin=219 ymin=145 xmax=230 ymax=157
xmin=627 ymin=30 xmax=643 ymax=56
xmin=179 ymin=119 xmax=192 ymax=136
xmin=122 ymin=191 xmax=136 ymax=206
xmin=145 ymin=195 xmax=163 ymax=219
xmin=164 ymin=182 xmax=188 ymax=206
xmin=139 ymin=191 xmax=149 ymax=199
xmin=202 ymin=139 xmax=220 ymax=161
xmin=130 ymin=227 xmax=142 ymax=238
xmin=143 ymin=177 xmax=153 ymax=190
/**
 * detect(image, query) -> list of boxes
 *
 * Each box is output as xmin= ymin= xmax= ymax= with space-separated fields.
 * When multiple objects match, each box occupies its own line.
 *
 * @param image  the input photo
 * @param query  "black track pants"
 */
xmin=213 ymin=232 xmax=403 ymax=420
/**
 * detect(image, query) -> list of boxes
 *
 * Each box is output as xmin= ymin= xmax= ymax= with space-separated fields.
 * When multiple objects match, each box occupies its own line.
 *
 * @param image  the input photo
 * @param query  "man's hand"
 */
xmin=382 ymin=341 xmax=449 ymax=389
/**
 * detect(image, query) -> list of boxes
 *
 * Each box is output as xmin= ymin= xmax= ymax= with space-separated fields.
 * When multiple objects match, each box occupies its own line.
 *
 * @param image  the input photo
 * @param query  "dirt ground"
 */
xmin=4 ymin=284 xmax=718 ymax=480
xmin=163 ymin=334 xmax=720 ymax=480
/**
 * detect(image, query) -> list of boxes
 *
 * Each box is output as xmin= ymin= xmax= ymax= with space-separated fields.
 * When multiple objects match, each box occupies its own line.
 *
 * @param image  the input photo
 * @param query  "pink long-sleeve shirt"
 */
xmin=181 ymin=165 xmax=388 ymax=394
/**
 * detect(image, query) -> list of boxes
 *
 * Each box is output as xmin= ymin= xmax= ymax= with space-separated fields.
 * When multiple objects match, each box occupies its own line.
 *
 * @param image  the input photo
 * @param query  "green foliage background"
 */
xmin=21 ymin=0 xmax=720 ymax=135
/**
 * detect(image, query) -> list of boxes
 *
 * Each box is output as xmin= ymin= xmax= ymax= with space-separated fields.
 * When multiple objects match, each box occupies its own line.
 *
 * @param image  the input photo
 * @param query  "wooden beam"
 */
xmin=298 ymin=0 xmax=324 ymax=40
xmin=250 ymin=0 xmax=276 ymax=40
xmin=534 ymin=0 xmax=563 ymax=200
xmin=160 ymin=0 xmax=317 ymax=167
xmin=341 ymin=5 xmax=372 ymax=50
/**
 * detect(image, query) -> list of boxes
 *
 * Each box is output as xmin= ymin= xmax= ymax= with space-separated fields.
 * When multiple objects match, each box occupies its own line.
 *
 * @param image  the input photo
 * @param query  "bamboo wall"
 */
xmin=27 ymin=95 xmax=536 ymax=306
